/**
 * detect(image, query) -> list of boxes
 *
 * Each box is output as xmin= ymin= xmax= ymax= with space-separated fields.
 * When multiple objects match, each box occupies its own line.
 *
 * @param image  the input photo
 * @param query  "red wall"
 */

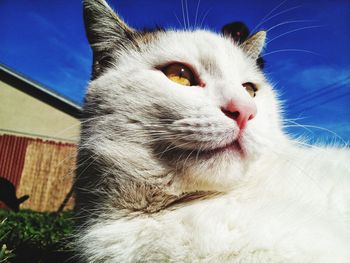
xmin=0 ymin=134 xmax=29 ymax=187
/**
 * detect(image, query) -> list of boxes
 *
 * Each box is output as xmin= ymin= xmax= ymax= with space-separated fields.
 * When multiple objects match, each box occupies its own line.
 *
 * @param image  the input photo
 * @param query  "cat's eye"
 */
xmin=243 ymin=82 xmax=257 ymax=97
xmin=161 ymin=63 xmax=197 ymax=86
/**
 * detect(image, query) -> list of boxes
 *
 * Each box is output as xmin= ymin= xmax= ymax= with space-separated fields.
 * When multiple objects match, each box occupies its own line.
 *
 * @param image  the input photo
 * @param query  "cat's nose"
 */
xmin=221 ymin=100 xmax=257 ymax=129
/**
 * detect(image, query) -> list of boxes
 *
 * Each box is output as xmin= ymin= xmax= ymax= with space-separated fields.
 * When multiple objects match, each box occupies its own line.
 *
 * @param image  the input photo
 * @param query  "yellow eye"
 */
xmin=243 ymin=82 xmax=257 ymax=97
xmin=162 ymin=63 xmax=196 ymax=86
xmin=168 ymin=75 xmax=191 ymax=86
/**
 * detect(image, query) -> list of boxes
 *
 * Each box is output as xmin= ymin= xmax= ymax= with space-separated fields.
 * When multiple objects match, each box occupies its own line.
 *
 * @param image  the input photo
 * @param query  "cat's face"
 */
xmin=79 ymin=0 xmax=284 ymax=202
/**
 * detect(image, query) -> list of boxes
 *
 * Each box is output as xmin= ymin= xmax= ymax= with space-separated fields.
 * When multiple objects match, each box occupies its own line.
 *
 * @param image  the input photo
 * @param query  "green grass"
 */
xmin=0 ymin=209 xmax=75 ymax=263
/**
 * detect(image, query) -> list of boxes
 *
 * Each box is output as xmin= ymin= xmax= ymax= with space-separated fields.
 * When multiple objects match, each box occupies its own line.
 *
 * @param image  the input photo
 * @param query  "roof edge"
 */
xmin=0 ymin=63 xmax=82 ymax=119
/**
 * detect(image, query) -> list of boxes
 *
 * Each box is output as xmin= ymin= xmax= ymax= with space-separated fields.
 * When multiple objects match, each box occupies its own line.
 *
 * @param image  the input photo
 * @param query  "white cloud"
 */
xmin=293 ymin=65 xmax=350 ymax=91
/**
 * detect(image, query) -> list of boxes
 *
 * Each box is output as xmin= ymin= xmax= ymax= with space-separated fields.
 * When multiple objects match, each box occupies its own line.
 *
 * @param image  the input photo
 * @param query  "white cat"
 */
xmin=74 ymin=0 xmax=350 ymax=262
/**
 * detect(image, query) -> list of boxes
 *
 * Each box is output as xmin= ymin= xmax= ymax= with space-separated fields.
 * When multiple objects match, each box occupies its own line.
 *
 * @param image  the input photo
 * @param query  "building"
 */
xmin=0 ymin=64 xmax=82 ymax=212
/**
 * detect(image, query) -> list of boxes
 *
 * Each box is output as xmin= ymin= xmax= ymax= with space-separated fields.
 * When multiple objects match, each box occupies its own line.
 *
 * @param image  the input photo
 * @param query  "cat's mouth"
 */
xmin=158 ymin=132 xmax=246 ymax=161
xmin=201 ymin=140 xmax=243 ymax=156
xmin=190 ymin=139 xmax=244 ymax=159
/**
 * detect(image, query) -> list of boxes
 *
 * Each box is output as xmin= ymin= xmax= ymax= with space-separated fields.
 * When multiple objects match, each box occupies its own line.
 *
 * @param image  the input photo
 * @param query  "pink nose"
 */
xmin=221 ymin=100 xmax=257 ymax=129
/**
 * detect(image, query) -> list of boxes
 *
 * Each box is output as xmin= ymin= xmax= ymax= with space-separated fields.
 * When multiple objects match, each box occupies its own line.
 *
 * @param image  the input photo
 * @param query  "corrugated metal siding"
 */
xmin=0 ymin=134 xmax=77 ymax=211
xmin=0 ymin=134 xmax=29 ymax=209
xmin=0 ymin=134 xmax=29 ymax=187
xmin=17 ymin=139 xmax=77 ymax=212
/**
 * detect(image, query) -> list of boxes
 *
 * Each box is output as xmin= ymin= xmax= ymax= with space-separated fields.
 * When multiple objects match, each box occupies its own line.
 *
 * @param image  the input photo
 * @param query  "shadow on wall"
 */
xmin=0 ymin=177 xmax=29 ymax=212
xmin=0 ymin=134 xmax=76 ymax=212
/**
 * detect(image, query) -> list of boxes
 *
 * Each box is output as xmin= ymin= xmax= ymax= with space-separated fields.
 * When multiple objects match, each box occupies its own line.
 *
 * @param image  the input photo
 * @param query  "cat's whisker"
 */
xmin=253 ymin=5 xmax=304 ymax=32
xmin=76 ymin=153 xmax=98 ymax=173
xmin=267 ymin=25 xmax=323 ymax=45
xmin=156 ymin=135 xmax=202 ymax=159
xmin=173 ymin=12 xmax=184 ymax=28
xmin=265 ymin=19 xmax=316 ymax=33
xmin=182 ymin=147 xmax=197 ymax=174
xmin=45 ymin=133 xmax=107 ymax=178
xmin=52 ymin=122 xmax=81 ymax=138
xmin=153 ymin=136 xmax=190 ymax=159
xmin=199 ymin=8 xmax=212 ymax=28
xmin=181 ymin=0 xmax=187 ymax=30
xmin=262 ymin=149 xmax=328 ymax=202
xmin=284 ymin=120 xmax=314 ymax=134
xmin=175 ymin=148 xmax=190 ymax=172
xmin=194 ymin=0 xmax=201 ymax=28
xmin=284 ymin=123 xmax=348 ymax=146
xmin=195 ymin=142 xmax=203 ymax=164
xmin=280 ymin=149 xmax=329 ymax=180
xmin=185 ymin=0 xmax=190 ymax=30
xmin=53 ymin=151 xmax=78 ymax=174
xmin=263 ymin=48 xmax=319 ymax=57
xmin=291 ymin=140 xmax=316 ymax=148
xmin=295 ymin=89 xmax=350 ymax=116
xmin=75 ymin=145 xmax=102 ymax=180
xmin=284 ymin=116 xmax=308 ymax=122
xmin=45 ymin=115 xmax=102 ymax=141
xmin=158 ymin=143 xmax=177 ymax=160
xmin=251 ymin=0 xmax=288 ymax=33
xmin=288 ymin=78 xmax=350 ymax=109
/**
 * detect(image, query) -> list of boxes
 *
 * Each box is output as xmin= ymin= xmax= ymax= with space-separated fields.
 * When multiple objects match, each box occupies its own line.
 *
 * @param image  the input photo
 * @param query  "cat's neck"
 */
xmin=114 ymin=137 xmax=297 ymax=216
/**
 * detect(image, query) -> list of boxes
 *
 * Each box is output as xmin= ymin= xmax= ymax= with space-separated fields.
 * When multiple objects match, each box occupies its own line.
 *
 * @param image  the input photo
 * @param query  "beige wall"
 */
xmin=0 ymin=80 xmax=80 ymax=142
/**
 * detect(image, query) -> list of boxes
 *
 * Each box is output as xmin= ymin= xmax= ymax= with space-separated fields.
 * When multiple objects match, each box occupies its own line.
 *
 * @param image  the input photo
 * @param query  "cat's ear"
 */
xmin=241 ymin=31 xmax=266 ymax=61
xmin=83 ymin=0 xmax=136 ymax=78
xmin=222 ymin=21 xmax=250 ymax=44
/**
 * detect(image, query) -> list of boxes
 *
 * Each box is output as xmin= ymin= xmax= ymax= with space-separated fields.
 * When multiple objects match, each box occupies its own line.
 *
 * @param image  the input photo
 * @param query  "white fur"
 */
xmin=76 ymin=3 xmax=350 ymax=262
xmin=78 ymin=146 xmax=350 ymax=262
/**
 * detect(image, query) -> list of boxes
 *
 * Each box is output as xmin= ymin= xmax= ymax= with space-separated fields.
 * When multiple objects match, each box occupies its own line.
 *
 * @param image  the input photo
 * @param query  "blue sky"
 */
xmin=1 ymin=0 xmax=349 ymax=144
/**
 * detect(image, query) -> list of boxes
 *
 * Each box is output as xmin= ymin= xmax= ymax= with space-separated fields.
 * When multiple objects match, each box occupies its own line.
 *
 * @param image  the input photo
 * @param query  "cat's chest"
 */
xmin=85 ymin=177 xmax=350 ymax=262
xmin=150 ymin=186 xmax=350 ymax=262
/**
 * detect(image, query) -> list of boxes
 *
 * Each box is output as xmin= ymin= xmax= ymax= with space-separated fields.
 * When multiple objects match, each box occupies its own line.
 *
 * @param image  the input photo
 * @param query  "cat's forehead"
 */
xmin=144 ymin=30 xmax=246 ymax=63
xmin=135 ymin=29 xmax=259 ymax=79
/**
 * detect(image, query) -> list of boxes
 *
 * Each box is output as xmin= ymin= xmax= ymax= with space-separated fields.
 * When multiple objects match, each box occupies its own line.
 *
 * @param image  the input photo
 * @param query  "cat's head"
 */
xmin=77 ymin=0 xmax=285 ymax=213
